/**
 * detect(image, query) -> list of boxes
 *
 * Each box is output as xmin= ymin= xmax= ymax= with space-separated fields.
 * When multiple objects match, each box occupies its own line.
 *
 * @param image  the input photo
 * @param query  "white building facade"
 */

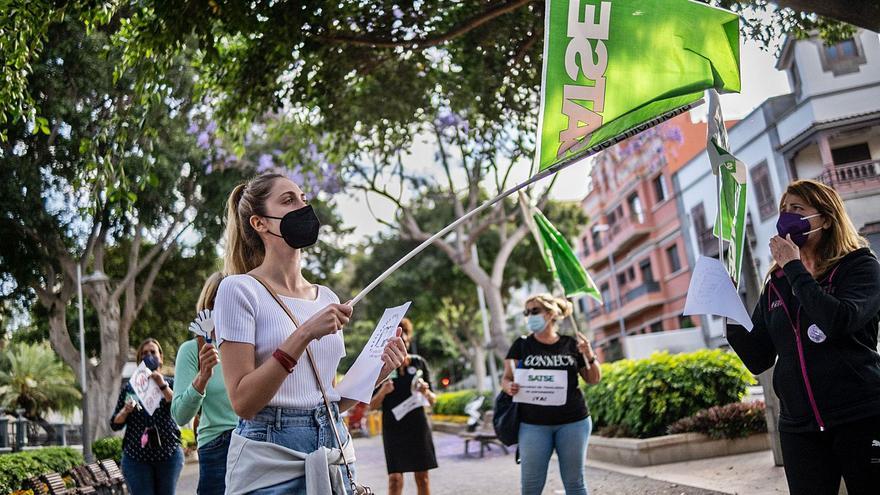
xmin=674 ymin=29 xmax=880 ymax=345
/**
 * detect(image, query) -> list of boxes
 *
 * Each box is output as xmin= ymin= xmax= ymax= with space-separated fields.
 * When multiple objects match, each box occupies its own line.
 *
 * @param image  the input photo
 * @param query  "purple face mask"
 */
xmin=776 ymin=212 xmax=822 ymax=247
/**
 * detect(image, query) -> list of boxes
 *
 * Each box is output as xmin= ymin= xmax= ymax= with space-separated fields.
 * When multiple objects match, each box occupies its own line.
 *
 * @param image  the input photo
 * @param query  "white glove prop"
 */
xmin=189 ymin=309 xmax=215 ymax=343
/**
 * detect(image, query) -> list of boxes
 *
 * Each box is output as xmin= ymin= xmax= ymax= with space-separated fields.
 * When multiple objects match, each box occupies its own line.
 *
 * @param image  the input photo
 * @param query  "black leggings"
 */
xmin=780 ymin=415 xmax=880 ymax=495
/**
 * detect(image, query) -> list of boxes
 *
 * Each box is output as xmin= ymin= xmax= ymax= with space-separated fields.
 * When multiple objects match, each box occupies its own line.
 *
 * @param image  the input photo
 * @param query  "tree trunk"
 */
xmin=471 ymin=345 xmax=487 ymax=392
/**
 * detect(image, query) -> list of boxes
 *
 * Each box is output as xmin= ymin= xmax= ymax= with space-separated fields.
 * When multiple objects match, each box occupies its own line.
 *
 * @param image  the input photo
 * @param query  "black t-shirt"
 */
xmin=505 ymin=334 xmax=589 ymax=425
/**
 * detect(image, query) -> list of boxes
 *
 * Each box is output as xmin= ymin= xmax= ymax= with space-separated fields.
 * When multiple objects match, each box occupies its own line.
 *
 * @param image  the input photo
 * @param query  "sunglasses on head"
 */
xmin=523 ymin=307 xmax=544 ymax=316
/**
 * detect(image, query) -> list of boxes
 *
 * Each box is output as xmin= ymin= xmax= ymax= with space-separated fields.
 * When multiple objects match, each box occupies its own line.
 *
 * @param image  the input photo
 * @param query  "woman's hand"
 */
xmin=150 ymin=371 xmax=166 ymax=386
xmin=379 ymin=328 xmax=407 ymax=378
xmin=770 ymin=234 xmax=800 ymax=267
xmin=415 ymin=378 xmax=430 ymax=395
xmin=379 ymin=380 xmax=395 ymax=396
xmin=577 ymin=339 xmax=596 ymax=361
xmin=505 ymin=381 xmax=520 ymax=396
xmin=194 ymin=343 xmax=220 ymax=393
xmin=300 ymin=303 xmax=353 ymax=340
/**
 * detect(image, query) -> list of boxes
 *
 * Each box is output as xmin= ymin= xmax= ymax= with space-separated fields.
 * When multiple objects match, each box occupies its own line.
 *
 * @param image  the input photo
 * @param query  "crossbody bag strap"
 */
xmin=248 ymin=274 xmax=358 ymax=492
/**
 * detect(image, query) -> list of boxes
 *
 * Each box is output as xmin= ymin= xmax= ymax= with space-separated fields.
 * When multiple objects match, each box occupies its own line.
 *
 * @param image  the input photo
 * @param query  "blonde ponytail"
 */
xmin=222 ymin=173 xmax=284 ymax=274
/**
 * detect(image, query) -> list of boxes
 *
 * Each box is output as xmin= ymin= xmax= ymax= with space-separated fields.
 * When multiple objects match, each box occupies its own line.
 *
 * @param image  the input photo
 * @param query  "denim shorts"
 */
xmin=235 ymin=402 xmax=356 ymax=494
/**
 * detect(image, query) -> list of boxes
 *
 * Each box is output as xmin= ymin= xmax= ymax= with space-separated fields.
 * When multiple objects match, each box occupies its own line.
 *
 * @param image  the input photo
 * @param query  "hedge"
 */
xmin=0 ymin=447 xmax=83 ymax=494
xmin=581 ymin=349 xmax=755 ymax=438
xmin=432 ymin=390 xmax=493 ymax=416
xmin=92 ymin=437 xmax=123 ymax=464
xmin=668 ymin=401 xmax=767 ymax=439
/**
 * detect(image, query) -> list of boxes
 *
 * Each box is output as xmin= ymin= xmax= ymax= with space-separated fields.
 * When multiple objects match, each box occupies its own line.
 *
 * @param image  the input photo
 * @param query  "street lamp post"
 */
xmin=593 ymin=224 xmax=627 ymax=358
xmin=77 ymin=266 xmax=109 ymax=463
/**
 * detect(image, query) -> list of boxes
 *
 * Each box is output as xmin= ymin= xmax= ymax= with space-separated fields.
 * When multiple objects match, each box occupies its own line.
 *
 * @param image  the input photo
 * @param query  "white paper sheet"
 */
xmin=683 ymin=256 xmax=753 ymax=331
xmin=130 ymin=362 xmax=163 ymax=415
xmin=391 ymin=392 xmax=431 ymax=421
xmin=512 ymin=369 xmax=568 ymax=406
xmin=336 ymin=301 xmax=412 ymax=403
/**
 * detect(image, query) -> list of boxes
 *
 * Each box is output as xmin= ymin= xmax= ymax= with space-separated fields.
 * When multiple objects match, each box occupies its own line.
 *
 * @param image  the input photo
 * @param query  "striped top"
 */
xmin=214 ymin=274 xmax=346 ymax=408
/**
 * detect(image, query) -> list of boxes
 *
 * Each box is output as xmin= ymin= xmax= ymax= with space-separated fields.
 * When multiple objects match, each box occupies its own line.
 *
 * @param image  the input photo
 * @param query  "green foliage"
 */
xmin=180 ymin=428 xmax=196 ymax=450
xmin=668 ymin=401 xmax=767 ymax=439
xmin=432 ymin=389 xmax=492 ymax=416
xmin=0 ymin=342 xmax=81 ymax=419
xmin=581 ymin=350 xmax=755 ymax=438
xmin=0 ymin=447 xmax=83 ymax=494
xmin=91 ymin=436 xmax=122 ymax=463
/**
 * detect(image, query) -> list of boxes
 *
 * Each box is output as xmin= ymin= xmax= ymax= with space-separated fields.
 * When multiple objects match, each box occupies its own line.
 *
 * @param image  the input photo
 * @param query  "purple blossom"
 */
xmin=187 ymin=121 xmax=199 ymax=135
xmin=205 ymin=120 xmax=218 ymax=133
xmin=205 ymin=163 xmax=213 ymax=174
xmin=392 ymin=7 xmax=404 ymax=19
xmin=197 ymin=131 xmax=211 ymax=149
xmin=257 ymin=153 xmax=274 ymax=172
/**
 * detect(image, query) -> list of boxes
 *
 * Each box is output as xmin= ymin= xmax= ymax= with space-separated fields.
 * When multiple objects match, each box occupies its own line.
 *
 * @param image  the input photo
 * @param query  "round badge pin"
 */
xmin=407 ymin=366 xmax=417 ymax=375
xmin=807 ymin=324 xmax=827 ymax=343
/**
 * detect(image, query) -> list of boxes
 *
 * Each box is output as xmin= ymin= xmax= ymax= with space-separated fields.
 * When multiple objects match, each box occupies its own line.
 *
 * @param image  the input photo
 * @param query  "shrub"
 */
xmin=582 ymin=349 xmax=755 ymax=438
xmin=668 ymin=401 xmax=767 ymax=439
xmin=180 ymin=428 xmax=196 ymax=450
xmin=0 ymin=447 xmax=83 ymax=494
xmin=432 ymin=389 xmax=492 ymax=416
xmin=92 ymin=436 xmax=123 ymax=463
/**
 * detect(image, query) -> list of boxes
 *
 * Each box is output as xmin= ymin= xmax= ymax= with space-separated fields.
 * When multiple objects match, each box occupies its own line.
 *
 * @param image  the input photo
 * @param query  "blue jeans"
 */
xmin=518 ymin=416 xmax=592 ymax=495
xmin=235 ymin=403 xmax=356 ymax=495
xmin=197 ymin=429 xmax=232 ymax=495
xmin=121 ymin=447 xmax=185 ymax=495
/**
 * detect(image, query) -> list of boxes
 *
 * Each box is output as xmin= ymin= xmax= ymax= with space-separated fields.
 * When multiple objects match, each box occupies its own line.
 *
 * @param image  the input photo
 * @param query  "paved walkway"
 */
xmin=177 ymin=432 xmax=735 ymax=494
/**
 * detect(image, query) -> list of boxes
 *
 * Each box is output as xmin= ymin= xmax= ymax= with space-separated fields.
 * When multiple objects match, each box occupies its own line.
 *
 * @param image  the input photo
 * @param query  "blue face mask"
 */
xmin=527 ymin=314 xmax=546 ymax=332
xmin=142 ymin=354 xmax=160 ymax=371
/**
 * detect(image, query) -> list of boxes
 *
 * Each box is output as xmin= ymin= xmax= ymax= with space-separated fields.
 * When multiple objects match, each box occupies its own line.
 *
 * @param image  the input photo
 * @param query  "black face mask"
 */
xmin=264 ymin=204 xmax=321 ymax=249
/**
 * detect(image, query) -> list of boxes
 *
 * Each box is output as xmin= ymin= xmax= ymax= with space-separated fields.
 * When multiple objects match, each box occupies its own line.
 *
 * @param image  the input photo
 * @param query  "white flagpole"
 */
xmin=350 ymin=100 xmax=703 ymax=307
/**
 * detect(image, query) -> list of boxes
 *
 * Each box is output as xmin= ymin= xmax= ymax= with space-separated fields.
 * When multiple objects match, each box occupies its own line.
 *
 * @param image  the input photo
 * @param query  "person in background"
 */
xmin=370 ymin=318 xmax=437 ymax=495
xmin=172 ymin=272 xmax=238 ymax=495
xmin=502 ymin=294 xmax=601 ymax=495
xmin=727 ymin=180 xmax=880 ymax=495
xmin=110 ymin=338 xmax=183 ymax=495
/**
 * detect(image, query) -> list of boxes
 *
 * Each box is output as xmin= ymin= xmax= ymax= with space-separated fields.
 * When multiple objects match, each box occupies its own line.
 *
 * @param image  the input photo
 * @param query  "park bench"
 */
xmin=98 ymin=460 xmax=126 ymax=494
xmin=39 ymin=472 xmax=70 ymax=495
xmin=460 ymin=410 xmax=509 ymax=458
xmin=85 ymin=463 xmax=114 ymax=494
xmin=66 ymin=466 xmax=98 ymax=495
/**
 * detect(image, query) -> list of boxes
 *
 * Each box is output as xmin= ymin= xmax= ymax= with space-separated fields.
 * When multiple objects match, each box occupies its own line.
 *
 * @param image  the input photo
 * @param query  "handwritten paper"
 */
xmin=683 ymin=256 xmax=753 ymax=331
xmin=130 ymin=362 xmax=162 ymax=415
xmin=336 ymin=301 xmax=411 ymax=403
xmin=513 ymin=369 xmax=568 ymax=406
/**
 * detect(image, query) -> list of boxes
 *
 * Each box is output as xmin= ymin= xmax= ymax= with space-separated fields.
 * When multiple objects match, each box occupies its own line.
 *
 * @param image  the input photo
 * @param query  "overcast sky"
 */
xmin=335 ymin=37 xmax=793 ymax=244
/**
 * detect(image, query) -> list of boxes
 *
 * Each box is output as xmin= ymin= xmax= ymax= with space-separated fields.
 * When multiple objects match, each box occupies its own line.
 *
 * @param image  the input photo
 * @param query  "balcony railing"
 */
xmin=623 ymin=280 xmax=661 ymax=303
xmin=817 ymin=160 xmax=880 ymax=187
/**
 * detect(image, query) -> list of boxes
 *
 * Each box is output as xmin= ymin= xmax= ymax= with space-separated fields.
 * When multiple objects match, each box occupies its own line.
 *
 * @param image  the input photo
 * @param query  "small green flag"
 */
xmin=707 ymin=89 xmax=747 ymax=285
xmin=519 ymin=192 xmax=602 ymax=301
xmin=536 ymin=0 xmax=740 ymax=172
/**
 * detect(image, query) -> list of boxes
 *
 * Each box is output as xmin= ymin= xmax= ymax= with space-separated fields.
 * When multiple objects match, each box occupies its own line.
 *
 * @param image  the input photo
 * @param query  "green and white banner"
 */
xmin=708 ymin=89 xmax=747 ymax=285
xmin=535 ymin=0 xmax=741 ymax=172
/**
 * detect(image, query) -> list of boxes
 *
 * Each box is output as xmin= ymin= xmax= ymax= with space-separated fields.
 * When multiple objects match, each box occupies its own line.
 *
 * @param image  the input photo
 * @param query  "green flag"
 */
xmin=707 ymin=89 xmax=747 ymax=285
xmin=521 ymin=195 xmax=602 ymax=301
xmin=536 ymin=0 xmax=740 ymax=172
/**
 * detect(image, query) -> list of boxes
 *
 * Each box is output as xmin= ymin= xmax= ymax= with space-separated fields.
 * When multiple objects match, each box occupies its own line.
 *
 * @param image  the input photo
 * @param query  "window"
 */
xmin=581 ymin=236 xmax=590 ymax=257
xmin=650 ymin=321 xmax=664 ymax=333
xmin=628 ymin=193 xmax=644 ymax=223
xmin=627 ymin=267 xmax=635 ymax=281
xmin=639 ymin=259 xmax=654 ymax=283
xmin=617 ymin=273 xmax=627 ymax=288
xmin=691 ymin=202 xmax=707 ymax=233
xmin=679 ymin=315 xmax=695 ymax=329
xmin=825 ymin=39 xmax=858 ymax=61
xmin=751 ymin=161 xmax=776 ymax=221
xmin=666 ymin=244 xmax=682 ymax=273
xmin=592 ymin=229 xmax=603 ymax=251
xmin=653 ymin=175 xmax=668 ymax=203
xmin=832 ymin=143 xmax=872 ymax=165
xmin=600 ymin=284 xmax=612 ymax=310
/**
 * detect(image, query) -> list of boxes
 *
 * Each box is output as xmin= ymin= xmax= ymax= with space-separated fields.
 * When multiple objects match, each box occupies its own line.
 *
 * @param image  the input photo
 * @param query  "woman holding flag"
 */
xmin=502 ymin=293 xmax=601 ymax=495
xmin=727 ymin=180 xmax=880 ymax=494
xmin=213 ymin=173 xmax=407 ymax=494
